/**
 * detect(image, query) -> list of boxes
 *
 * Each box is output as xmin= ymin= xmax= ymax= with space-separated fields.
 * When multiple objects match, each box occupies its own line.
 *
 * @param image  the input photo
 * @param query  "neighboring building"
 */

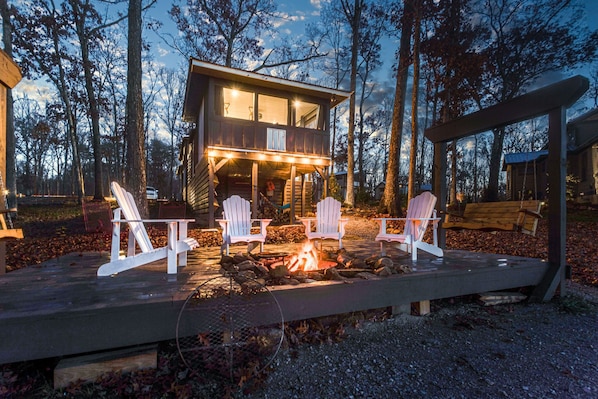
xmin=568 ymin=108 xmax=598 ymax=204
xmin=179 ymin=59 xmax=350 ymax=226
xmin=503 ymin=150 xmax=548 ymax=201
xmin=503 ymin=107 xmax=598 ymax=203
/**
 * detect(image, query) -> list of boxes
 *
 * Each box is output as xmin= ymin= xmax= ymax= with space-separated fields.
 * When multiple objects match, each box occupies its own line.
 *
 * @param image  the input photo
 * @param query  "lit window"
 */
xmin=258 ymin=94 xmax=288 ymax=125
xmin=216 ymin=86 xmax=254 ymax=121
xmin=267 ymin=128 xmax=286 ymax=151
xmin=294 ymin=101 xmax=321 ymax=129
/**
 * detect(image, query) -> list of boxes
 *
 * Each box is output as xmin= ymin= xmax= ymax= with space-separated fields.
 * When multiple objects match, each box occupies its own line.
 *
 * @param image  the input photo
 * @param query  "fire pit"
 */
xmin=219 ymin=242 xmax=411 ymax=287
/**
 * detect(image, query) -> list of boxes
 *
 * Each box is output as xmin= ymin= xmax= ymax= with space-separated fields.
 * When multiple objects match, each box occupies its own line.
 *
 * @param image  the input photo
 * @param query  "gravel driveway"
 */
xmin=241 ymin=282 xmax=597 ymax=399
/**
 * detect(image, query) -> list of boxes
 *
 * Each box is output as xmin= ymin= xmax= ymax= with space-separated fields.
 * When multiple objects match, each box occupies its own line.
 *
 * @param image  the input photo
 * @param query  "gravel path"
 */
xmin=241 ymin=282 xmax=598 ymax=399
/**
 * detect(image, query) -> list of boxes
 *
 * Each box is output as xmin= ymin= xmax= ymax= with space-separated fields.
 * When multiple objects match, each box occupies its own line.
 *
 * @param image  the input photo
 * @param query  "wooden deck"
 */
xmin=0 ymin=242 xmax=548 ymax=365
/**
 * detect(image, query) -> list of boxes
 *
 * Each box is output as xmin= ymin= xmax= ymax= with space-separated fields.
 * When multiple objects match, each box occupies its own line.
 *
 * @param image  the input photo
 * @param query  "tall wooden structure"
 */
xmin=180 ymin=59 xmax=350 ymax=227
xmin=425 ymin=75 xmax=589 ymax=301
xmin=0 ymin=50 xmax=22 ymax=274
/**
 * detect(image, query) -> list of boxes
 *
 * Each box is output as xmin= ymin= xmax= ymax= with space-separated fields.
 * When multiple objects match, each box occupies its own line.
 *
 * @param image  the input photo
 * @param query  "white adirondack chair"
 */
xmin=300 ymin=197 xmax=348 ymax=250
xmin=217 ymin=195 xmax=271 ymax=256
xmin=97 ymin=182 xmax=199 ymax=276
xmin=375 ymin=191 xmax=443 ymax=261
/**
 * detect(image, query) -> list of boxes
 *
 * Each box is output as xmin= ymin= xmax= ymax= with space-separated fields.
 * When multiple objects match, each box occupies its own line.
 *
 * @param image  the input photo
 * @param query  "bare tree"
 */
xmin=308 ymin=1 xmax=351 ymax=176
xmin=339 ymin=0 xmax=364 ymax=207
xmin=381 ymin=0 xmax=414 ymax=216
xmin=475 ymin=0 xmax=598 ymax=200
xmin=407 ymin=0 xmax=421 ymax=202
xmin=355 ymin=1 xmax=385 ymax=197
xmin=125 ymin=0 xmax=147 ymax=216
xmin=157 ymin=68 xmax=186 ymax=199
xmin=12 ymin=0 xmax=86 ymax=202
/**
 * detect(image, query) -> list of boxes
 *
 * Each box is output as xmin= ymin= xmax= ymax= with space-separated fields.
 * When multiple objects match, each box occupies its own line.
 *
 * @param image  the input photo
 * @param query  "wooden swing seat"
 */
xmin=442 ymin=200 xmax=543 ymax=236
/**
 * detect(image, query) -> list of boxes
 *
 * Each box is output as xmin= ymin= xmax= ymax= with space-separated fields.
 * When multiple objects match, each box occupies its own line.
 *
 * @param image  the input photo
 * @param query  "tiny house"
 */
xmin=180 ymin=59 xmax=350 ymax=227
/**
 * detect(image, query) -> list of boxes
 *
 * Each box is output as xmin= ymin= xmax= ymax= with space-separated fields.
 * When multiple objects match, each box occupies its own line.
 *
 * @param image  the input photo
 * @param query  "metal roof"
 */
xmin=503 ymin=150 xmax=548 ymax=165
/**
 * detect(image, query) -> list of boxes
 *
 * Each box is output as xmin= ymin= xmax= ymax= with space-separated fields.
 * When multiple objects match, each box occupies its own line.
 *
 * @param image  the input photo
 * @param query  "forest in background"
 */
xmin=2 ymin=0 xmax=597 ymax=213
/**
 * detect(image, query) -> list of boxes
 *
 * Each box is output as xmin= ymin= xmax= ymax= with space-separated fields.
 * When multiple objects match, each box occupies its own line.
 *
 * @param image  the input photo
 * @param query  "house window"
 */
xmin=257 ymin=94 xmax=288 ymax=125
xmin=267 ymin=128 xmax=286 ymax=151
xmin=216 ymin=86 xmax=255 ymax=121
xmin=293 ymin=101 xmax=321 ymax=130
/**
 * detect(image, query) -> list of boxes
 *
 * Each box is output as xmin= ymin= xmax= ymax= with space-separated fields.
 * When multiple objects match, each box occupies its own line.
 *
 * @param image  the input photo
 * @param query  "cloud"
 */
xmin=14 ymin=79 xmax=54 ymax=105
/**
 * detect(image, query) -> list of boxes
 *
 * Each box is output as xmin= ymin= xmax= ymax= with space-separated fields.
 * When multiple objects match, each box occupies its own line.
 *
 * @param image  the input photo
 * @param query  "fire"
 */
xmin=287 ymin=241 xmax=320 ymax=272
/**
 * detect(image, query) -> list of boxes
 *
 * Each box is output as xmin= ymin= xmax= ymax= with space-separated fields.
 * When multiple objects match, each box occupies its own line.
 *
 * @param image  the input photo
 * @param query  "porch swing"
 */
xmin=442 ymin=151 xmax=543 ymax=236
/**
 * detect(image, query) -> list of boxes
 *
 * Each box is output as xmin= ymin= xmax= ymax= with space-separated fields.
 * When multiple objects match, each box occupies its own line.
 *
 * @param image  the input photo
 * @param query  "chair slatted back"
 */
xmin=111 ymin=182 xmax=154 ymax=253
xmin=316 ymin=197 xmax=342 ymax=234
xmin=223 ymin=195 xmax=252 ymax=236
xmin=404 ymin=191 xmax=437 ymax=241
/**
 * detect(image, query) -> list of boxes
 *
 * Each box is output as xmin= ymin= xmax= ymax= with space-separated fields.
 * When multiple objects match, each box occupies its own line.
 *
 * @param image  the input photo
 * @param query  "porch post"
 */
xmin=208 ymin=158 xmax=215 ymax=228
xmin=301 ymin=174 xmax=307 ymax=217
xmin=252 ymin=161 xmax=258 ymax=218
xmin=532 ymin=107 xmax=567 ymax=301
xmin=290 ymin=164 xmax=296 ymax=223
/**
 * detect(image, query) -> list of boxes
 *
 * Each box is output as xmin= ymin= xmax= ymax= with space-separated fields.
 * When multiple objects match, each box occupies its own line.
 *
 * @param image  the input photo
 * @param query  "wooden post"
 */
xmin=290 ymin=164 xmax=296 ymax=223
xmin=252 ymin=161 xmax=258 ymax=218
xmin=208 ymin=157 xmax=228 ymax=228
xmin=532 ymin=107 xmax=568 ymax=301
xmin=301 ymin=174 xmax=307 ymax=218
xmin=208 ymin=158 xmax=216 ymax=228
xmin=0 ymin=50 xmax=22 ymax=274
xmin=433 ymin=141 xmax=447 ymax=249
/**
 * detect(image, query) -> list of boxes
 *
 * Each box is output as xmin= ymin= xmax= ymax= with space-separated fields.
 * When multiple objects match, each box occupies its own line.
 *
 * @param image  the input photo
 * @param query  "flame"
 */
xmin=287 ymin=241 xmax=320 ymax=272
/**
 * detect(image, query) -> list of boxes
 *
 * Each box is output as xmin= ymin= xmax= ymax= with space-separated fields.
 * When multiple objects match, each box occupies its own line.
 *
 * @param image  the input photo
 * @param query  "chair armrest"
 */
xmin=298 ymin=217 xmax=317 ymax=230
xmin=374 ymin=217 xmax=406 ymax=234
xmin=252 ymin=219 xmax=272 ymax=235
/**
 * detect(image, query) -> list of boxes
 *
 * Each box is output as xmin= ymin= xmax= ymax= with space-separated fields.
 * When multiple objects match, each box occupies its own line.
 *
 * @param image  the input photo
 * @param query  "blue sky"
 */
xmin=148 ymin=0 xmax=323 ymax=71
xmin=147 ymin=0 xmax=598 ymax=91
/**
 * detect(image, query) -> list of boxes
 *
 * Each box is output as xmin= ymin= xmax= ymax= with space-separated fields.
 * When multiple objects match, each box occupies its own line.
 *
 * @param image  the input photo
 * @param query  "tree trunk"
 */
xmin=381 ymin=0 xmax=414 ymax=216
xmin=125 ymin=0 xmax=147 ymax=216
xmin=71 ymin=0 xmax=104 ymax=200
xmin=407 ymin=0 xmax=421 ymax=202
xmin=485 ymin=127 xmax=505 ymax=201
xmin=343 ymin=0 xmax=362 ymax=208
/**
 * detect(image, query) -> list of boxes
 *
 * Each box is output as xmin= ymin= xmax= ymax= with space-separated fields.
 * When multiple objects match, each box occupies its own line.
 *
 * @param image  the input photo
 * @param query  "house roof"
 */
xmin=567 ymin=107 xmax=598 ymax=152
xmin=504 ymin=150 xmax=549 ymax=165
xmin=183 ymin=58 xmax=351 ymax=122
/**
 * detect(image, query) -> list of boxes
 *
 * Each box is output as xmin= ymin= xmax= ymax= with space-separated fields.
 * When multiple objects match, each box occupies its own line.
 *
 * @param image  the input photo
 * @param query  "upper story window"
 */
xmin=258 ymin=94 xmax=288 ymax=125
xmin=215 ymin=84 xmax=323 ymax=130
xmin=294 ymin=101 xmax=321 ymax=130
xmin=215 ymin=86 xmax=254 ymax=121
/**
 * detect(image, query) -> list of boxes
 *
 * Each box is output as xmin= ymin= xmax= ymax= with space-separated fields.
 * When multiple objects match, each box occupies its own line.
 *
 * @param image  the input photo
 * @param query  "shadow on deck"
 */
xmin=0 ymin=241 xmax=548 ymax=365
